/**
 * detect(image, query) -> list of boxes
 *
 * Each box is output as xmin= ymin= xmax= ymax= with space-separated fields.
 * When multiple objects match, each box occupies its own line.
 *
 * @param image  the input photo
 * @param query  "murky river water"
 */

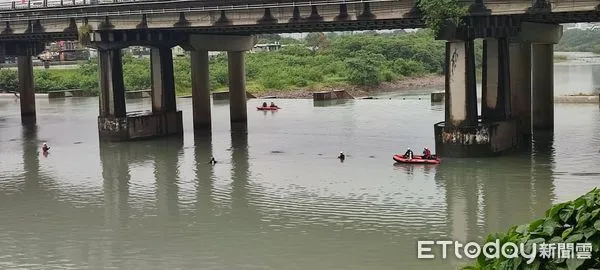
xmin=0 ymin=53 xmax=600 ymax=269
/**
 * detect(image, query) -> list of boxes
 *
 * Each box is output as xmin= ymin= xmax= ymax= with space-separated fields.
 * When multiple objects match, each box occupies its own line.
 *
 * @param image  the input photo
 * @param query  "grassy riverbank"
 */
xmin=0 ymin=30 xmax=587 ymax=98
xmin=0 ymin=29 xmax=577 ymax=99
xmin=0 ymin=30 xmax=462 ymax=98
xmin=556 ymin=29 xmax=600 ymax=54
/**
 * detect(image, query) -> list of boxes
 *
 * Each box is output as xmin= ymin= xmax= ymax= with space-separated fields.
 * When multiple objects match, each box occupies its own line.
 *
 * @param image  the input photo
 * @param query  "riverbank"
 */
xmin=251 ymin=75 xmax=445 ymax=99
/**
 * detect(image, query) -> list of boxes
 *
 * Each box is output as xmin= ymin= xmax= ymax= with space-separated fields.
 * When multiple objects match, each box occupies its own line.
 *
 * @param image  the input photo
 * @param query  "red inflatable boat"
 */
xmin=257 ymin=106 xmax=280 ymax=111
xmin=393 ymin=154 xmax=441 ymax=164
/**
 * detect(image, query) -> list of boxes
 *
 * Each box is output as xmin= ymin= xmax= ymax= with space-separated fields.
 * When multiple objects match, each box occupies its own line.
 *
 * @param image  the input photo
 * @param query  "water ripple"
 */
xmin=0 ymin=96 xmax=599 ymax=269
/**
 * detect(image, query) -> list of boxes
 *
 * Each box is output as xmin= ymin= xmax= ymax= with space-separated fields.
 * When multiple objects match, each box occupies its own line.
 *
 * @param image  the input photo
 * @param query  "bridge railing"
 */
xmin=2 ymin=0 xmax=145 ymax=10
xmin=0 ymin=0 xmax=401 ymax=11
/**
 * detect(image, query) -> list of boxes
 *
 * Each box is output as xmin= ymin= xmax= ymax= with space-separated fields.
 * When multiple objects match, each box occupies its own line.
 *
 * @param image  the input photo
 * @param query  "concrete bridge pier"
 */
xmin=151 ymin=47 xmax=177 ymax=113
xmin=480 ymin=37 xmax=521 ymax=154
xmin=149 ymin=46 xmax=183 ymax=136
xmin=436 ymin=38 xmax=521 ymax=157
xmin=228 ymin=51 xmax=248 ymax=132
xmin=434 ymin=40 xmax=480 ymax=157
xmin=97 ymin=48 xmax=127 ymax=140
xmin=531 ymin=44 xmax=554 ymax=130
xmin=509 ymin=42 xmax=532 ymax=139
xmin=446 ymin=40 xmax=478 ymax=127
xmin=185 ymin=34 xmax=254 ymax=133
xmin=97 ymin=47 xmax=183 ymax=141
xmin=18 ymin=56 xmax=36 ymax=125
xmin=98 ymin=49 xmax=126 ymax=118
xmin=482 ymin=38 xmax=511 ymax=121
xmin=517 ymin=22 xmax=563 ymax=131
xmin=190 ymin=50 xmax=211 ymax=130
xmin=92 ymin=30 xmax=185 ymax=141
xmin=434 ymin=22 xmax=562 ymax=157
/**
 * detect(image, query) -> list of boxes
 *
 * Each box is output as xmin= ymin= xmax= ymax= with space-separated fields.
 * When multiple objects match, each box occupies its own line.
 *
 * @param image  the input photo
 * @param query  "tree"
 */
xmin=344 ymin=52 xmax=385 ymax=86
xmin=0 ymin=70 xmax=18 ymax=92
xmin=418 ymin=0 xmax=469 ymax=36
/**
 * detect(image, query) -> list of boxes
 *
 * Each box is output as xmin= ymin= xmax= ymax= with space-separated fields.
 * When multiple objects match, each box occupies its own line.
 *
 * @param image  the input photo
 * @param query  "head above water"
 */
xmin=43 ymin=143 xmax=47 ymax=147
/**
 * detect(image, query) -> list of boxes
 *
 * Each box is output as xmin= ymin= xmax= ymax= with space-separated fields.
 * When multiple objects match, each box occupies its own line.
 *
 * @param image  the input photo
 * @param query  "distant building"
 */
xmin=252 ymin=42 xmax=283 ymax=52
xmin=41 ymin=40 xmax=90 ymax=61
xmin=172 ymin=46 xmax=186 ymax=57
xmin=124 ymin=46 xmax=187 ymax=58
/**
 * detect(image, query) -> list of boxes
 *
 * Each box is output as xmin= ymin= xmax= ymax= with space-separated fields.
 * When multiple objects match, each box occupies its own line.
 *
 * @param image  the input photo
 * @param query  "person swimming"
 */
xmin=338 ymin=151 xmax=345 ymax=161
xmin=209 ymin=157 xmax=217 ymax=164
xmin=42 ymin=143 xmax=50 ymax=152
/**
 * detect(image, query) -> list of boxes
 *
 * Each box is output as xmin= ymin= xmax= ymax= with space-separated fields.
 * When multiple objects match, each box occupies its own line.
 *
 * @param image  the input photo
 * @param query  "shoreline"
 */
xmin=251 ymin=75 xmax=446 ymax=99
xmin=0 ymin=75 xmax=598 ymax=104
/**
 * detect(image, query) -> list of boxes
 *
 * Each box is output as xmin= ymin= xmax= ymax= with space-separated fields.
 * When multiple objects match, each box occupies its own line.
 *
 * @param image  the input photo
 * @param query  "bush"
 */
xmin=0 ymin=69 xmax=18 ymax=92
xmin=464 ymin=188 xmax=600 ymax=270
xmin=345 ymin=53 xmax=384 ymax=86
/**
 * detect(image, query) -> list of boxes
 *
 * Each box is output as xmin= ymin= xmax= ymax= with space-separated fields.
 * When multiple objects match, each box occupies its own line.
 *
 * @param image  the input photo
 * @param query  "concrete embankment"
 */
xmin=554 ymin=95 xmax=599 ymax=103
xmin=0 ymin=93 xmax=47 ymax=99
xmin=429 ymin=91 xmax=600 ymax=104
xmin=312 ymin=90 xmax=355 ymax=101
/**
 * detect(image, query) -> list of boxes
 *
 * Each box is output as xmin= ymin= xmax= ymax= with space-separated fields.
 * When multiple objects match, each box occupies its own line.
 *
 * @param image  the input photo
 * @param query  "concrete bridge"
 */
xmin=2 ymin=0 xmax=599 ymax=156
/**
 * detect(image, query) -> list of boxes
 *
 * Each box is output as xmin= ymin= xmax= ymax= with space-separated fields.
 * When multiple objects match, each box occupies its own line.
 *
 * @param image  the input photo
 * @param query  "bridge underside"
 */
xmin=0 ymin=0 xmax=597 ymax=41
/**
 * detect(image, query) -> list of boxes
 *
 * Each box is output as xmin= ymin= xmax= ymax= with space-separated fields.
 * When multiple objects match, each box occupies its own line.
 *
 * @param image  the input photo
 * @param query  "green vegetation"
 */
xmin=0 ymin=30 xmax=485 ymax=96
xmin=418 ymin=0 xmax=469 ymax=35
xmin=463 ymin=188 xmax=600 ymax=270
xmin=556 ymin=29 xmax=600 ymax=54
xmin=0 ymin=31 xmax=437 ymax=95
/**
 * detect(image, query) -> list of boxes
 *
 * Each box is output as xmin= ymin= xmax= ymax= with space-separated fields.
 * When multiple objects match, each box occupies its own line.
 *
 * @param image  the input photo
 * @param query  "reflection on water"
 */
xmin=0 ymin=90 xmax=600 ymax=268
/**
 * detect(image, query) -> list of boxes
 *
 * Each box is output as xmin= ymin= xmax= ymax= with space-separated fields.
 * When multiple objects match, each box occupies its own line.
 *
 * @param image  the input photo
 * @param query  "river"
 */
xmin=0 ymin=52 xmax=599 ymax=269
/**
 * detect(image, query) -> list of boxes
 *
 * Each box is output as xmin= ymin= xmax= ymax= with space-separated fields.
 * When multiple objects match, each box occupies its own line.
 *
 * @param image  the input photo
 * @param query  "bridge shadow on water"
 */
xmin=431 ymin=131 xmax=556 ymax=246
